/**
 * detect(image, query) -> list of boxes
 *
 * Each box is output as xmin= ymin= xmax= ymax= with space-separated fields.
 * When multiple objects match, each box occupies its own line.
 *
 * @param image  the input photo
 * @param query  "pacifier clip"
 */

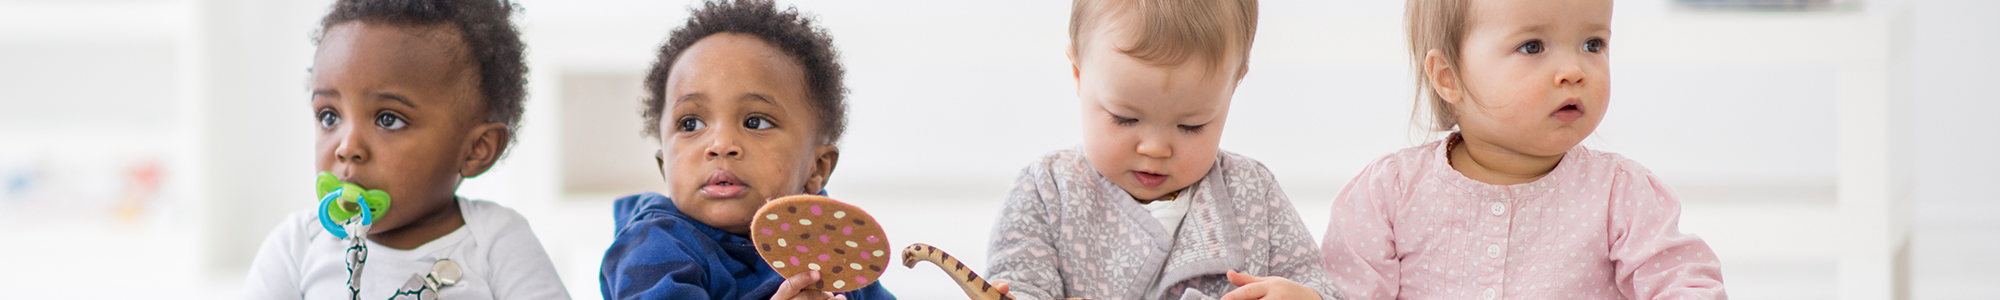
xmin=317 ymin=173 xmax=461 ymax=300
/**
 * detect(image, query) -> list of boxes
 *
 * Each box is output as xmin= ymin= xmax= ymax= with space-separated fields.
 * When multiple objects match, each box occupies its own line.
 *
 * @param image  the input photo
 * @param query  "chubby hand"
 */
xmin=772 ymin=271 xmax=848 ymax=300
xmin=1219 ymin=270 xmax=1321 ymax=300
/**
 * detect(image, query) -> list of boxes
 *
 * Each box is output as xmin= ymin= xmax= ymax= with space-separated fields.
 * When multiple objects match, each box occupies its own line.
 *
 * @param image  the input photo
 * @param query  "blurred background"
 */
xmin=0 ymin=0 xmax=1994 ymax=299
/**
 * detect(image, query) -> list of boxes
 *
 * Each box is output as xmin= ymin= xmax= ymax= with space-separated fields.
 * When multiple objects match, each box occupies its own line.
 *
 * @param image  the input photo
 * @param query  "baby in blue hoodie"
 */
xmin=597 ymin=1 xmax=891 ymax=300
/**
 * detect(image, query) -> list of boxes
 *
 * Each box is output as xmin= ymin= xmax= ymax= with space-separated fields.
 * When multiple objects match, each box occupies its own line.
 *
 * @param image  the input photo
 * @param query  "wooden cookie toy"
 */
xmin=749 ymin=195 xmax=891 ymax=292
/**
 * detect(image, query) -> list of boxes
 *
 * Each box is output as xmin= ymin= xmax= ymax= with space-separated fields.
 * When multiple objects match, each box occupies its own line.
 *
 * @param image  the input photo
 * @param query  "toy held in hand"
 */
xmin=315 ymin=172 xmax=390 ymax=239
xmin=901 ymin=243 xmax=1012 ymax=300
xmin=749 ymin=195 xmax=890 ymax=292
xmin=902 ymin=243 xmax=1093 ymax=300
xmin=904 ymin=244 xmax=1096 ymax=300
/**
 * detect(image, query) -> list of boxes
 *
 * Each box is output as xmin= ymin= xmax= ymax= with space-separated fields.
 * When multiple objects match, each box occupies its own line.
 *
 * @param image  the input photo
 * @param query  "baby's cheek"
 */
xmin=666 ymin=163 xmax=705 ymax=196
xmin=1490 ymin=100 xmax=1546 ymax=124
xmin=760 ymin=163 xmax=799 ymax=193
xmin=1592 ymin=84 xmax=1613 ymax=105
xmin=1083 ymin=141 xmax=1131 ymax=169
xmin=1174 ymin=143 xmax=1219 ymax=173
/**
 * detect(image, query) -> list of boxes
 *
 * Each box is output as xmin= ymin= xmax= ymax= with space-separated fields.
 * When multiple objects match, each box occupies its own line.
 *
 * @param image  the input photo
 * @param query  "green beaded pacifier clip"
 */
xmin=316 ymin=172 xmax=461 ymax=300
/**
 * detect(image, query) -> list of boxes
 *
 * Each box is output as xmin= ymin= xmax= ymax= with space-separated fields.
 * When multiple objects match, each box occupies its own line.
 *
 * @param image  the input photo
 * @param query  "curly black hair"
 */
xmin=641 ymin=0 xmax=847 ymax=144
xmin=317 ymin=0 xmax=529 ymax=140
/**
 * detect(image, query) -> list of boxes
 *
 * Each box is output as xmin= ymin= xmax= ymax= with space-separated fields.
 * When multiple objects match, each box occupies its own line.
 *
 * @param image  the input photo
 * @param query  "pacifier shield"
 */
xmin=316 ymin=172 xmax=391 ymax=222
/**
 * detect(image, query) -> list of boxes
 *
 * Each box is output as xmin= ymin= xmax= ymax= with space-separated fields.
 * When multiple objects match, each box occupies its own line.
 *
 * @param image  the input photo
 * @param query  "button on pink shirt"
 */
xmin=1320 ymin=139 xmax=1725 ymax=300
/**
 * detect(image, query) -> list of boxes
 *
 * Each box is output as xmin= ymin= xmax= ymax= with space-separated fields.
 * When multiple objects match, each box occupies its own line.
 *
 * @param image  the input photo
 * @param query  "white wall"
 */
xmin=0 ymin=0 xmax=1993 ymax=299
xmin=1906 ymin=0 xmax=2000 ymax=298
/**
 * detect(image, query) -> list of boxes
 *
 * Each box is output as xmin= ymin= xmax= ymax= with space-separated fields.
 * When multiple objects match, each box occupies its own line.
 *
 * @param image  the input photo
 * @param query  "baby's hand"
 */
xmin=772 ymin=271 xmax=847 ymax=300
xmin=1219 ymin=270 xmax=1321 ymax=300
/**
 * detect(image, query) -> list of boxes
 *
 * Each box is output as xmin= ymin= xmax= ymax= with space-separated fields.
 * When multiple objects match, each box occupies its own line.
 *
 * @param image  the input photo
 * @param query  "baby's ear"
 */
xmin=459 ymin=122 xmax=511 ymax=178
xmin=1067 ymin=44 xmax=1082 ymax=81
xmin=1423 ymin=49 xmax=1465 ymax=105
xmin=806 ymin=144 xmax=839 ymax=192
xmin=1236 ymin=64 xmax=1250 ymax=82
xmin=654 ymin=149 xmax=668 ymax=182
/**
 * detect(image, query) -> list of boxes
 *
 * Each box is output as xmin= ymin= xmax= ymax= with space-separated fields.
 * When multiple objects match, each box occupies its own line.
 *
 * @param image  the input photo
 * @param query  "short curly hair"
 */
xmin=317 ymin=0 xmax=529 ymax=139
xmin=640 ymin=0 xmax=847 ymax=144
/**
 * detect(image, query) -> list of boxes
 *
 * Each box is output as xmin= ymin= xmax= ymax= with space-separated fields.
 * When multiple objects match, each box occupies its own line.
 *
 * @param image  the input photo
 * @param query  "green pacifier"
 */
xmin=317 ymin=172 xmax=390 ymax=221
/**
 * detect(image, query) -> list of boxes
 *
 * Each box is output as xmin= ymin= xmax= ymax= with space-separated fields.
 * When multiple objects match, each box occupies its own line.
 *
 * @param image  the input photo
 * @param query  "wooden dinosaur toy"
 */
xmin=901 ymin=243 xmax=1091 ymax=300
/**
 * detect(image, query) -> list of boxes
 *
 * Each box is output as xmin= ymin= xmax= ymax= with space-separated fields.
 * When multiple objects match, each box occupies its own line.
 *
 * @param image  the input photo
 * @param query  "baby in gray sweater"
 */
xmin=984 ymin=1 xmax=1342 ymax=300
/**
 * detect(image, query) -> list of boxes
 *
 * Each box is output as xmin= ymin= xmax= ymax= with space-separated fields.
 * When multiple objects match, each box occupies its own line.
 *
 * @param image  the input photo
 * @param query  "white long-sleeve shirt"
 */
xmin=240 ymin=197 xmax=570 ymax=300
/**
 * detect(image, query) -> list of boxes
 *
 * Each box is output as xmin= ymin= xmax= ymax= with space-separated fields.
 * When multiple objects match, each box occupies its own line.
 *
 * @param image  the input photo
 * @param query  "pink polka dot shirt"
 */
xmin=1320 ymin=138 xmax=1725 ymax=300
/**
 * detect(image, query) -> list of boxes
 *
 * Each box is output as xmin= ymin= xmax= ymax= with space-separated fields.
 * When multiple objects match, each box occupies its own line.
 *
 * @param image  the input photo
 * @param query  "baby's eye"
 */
xmin=678 ymin=118 xmax=706 ymax=132
xmin=743 ymin=116 xmax=773 ymax=130
xmin=1111 ymin=115 xmax=1138 ymax=126
xmin=1177 ymin=124 xmax=1205 ymax=133
xmin=375 ymin=112 xmax=407 ymax=130
xmin=1516 ymin=40 xmax=1544 ymax=54
xmin=317 ymin=110 xmax=340 ymax=129
xmin=1584 ymin=38 xmax=1606 ymax=53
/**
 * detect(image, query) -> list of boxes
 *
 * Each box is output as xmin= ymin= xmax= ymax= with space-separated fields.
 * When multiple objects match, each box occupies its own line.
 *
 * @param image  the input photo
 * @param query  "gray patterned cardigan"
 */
xmin=987 ymin=149 xmax=1344 ymax=300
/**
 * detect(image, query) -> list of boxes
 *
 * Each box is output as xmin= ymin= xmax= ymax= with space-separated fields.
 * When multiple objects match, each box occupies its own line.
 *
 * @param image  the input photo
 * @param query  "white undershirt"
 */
xmin=1140 ymin=196 xmax=1192 ymax=235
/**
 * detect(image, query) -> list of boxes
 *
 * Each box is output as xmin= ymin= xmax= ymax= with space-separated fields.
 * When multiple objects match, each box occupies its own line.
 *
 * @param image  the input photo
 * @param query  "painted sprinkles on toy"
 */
xmin=748 ymin=195 xmax=891 ymax=292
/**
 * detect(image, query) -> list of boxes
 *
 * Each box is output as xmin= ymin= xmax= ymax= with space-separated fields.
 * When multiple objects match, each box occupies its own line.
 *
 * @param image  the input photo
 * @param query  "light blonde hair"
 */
xmin=1070 ymin=0 xmax=1258 ymax=75
xmin=1408 ymin=0 xmax=1470 ymax=132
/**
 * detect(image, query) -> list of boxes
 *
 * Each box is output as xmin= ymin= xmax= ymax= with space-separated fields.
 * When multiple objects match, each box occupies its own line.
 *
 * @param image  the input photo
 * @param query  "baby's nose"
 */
xmin=1136 ymin=138 xmax=1172 ymax=158
xmin=704 ymin=134 xmax=742 ymax=158
xmin=332 ymin=127 xmax=369 ymax=163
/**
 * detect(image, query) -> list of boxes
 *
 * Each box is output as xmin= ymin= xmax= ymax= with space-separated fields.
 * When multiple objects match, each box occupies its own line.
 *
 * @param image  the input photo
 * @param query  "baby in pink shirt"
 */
xmin=1318 ymin=0 xmax=1726 ymax=299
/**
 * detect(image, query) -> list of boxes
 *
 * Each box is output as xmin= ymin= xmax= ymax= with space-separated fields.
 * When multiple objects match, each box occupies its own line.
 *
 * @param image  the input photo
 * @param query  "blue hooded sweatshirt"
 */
xmin=599 ymin=192 xmax=896 ymax=300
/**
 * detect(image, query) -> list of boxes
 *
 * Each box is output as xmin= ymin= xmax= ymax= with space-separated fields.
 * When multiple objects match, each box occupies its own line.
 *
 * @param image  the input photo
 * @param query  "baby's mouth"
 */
xmin=1551 ymin=98 xmax=1585 ymax=123
xmin=700 ymin=170 xmax=750 ymax=199
xmin=1133 ymin=171 xmax=1168 ymax=188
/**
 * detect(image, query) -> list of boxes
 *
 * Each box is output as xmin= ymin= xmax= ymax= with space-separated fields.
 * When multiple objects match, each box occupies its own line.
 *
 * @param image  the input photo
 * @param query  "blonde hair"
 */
xmin=1070 ymin=0 xmax=1258 ymax=75
xmin=1408 ymin=0 xmax=1470 ymax=132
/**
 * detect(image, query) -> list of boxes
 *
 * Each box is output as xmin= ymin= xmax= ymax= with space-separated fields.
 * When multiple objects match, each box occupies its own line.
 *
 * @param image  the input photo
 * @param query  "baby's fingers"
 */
xmin=1227 ymin=270 xmax=1267 ymax=286
xmin=1223 ymin=277 xmax=1322 ymax=300
xmin=772 ymin=271 xmax=823 ymax=300
xmin=1219 ymin=281 xmax=1269 ymax=300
